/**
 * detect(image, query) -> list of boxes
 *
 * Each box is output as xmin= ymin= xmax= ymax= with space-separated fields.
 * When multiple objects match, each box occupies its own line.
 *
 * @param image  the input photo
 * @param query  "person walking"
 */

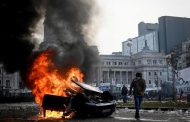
xmin=129 ymin=72 xmax=146 ymax=119
xmin=121 ymin=85 xmax=128 ymax=103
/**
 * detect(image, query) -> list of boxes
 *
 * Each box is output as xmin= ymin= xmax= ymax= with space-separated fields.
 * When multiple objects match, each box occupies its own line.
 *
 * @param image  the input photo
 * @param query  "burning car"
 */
xmin=27 ymin=50 xmax=115 ymax=119
xmin=41 ymin=77 xmax=116 ymax=118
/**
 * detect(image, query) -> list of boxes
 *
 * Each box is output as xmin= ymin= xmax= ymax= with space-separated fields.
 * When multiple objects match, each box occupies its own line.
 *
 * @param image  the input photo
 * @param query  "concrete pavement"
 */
xmin=0 ymin=102 xmax=190 ymax=122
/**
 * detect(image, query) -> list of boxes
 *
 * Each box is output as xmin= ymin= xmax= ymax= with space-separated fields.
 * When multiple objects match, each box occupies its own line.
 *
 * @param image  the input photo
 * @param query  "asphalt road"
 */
xmin=0 ymin=102 xmax=190 ymax=122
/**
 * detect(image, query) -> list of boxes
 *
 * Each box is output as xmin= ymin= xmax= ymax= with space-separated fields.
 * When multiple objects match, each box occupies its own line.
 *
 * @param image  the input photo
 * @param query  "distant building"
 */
xmin=158 ymin=16 xmax=190 ymax=54
xmin=169 ymin=39 xmax=190 ymax=70
xmin=0 ymin=64 xmax=21 ymax=95
xmin=138 ymin=22 xmax=158 ymax=36
xmin=180 ymin=40 xmax=190 ymax=69
xmin=122 ymin=31 xmax=159 ymax=56
xmin=131 ymin=42 xmax=168 ymax=89
xmin=124 ymin=16 xmax=190 ymax=56
xmin=93 ymin=42 xmax=169 ymax=91
xmin=112 ymin=52 xmax=122 ymax=55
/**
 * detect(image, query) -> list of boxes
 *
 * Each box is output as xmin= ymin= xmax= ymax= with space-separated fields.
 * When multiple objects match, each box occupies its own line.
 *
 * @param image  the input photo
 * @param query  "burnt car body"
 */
xmin=42 ymin=94 xmax=69 ymax=117
xmin=42 ymin=80 xmax=116 ymax=118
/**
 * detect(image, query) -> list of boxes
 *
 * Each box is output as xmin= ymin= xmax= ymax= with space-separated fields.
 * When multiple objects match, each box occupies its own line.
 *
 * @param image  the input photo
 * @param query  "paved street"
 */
xmin=0 ymin=102 xmax=190 ymax=122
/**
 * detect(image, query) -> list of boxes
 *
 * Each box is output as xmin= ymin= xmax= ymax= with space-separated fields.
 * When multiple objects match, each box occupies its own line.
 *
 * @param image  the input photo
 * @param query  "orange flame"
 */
xmin=27 ymin=49 xmax=84 ymax=118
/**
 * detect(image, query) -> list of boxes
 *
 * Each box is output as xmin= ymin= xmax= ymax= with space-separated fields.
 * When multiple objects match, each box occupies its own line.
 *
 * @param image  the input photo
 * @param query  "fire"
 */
xmin=43 ymin=110 xmax=63 ymax=118
xmin=27 ymin=49 xmax=84 ymax=118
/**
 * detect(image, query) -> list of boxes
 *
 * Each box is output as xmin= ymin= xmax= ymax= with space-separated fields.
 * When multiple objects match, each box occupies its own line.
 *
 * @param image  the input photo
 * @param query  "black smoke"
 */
xmin=40 ymin=0 xmax=100 ymax=80
xmin=0 ymin=0 xmax=100 ymax=81
xmin=0 ymin=0 xmax=44 ymax=77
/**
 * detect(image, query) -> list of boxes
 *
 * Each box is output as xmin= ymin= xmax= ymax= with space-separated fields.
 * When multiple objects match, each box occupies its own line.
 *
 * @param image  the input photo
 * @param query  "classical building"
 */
xmin=94 ymin=42 xmax=169 ymax=92
xmin=0 ymin=64 xmax=21 ymax=95
xmin=131 ymin=42 xmax=168 ymax=89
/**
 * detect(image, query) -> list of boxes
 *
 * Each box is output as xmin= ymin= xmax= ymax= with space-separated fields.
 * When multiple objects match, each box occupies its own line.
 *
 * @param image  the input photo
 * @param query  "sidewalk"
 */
xmin=113 ymin=108 xmax=190 ymax=122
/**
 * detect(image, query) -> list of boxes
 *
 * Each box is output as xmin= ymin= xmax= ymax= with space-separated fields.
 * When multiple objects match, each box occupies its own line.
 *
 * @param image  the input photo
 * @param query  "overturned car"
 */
xmin=42 ymin=79 xmax=116 ymax=118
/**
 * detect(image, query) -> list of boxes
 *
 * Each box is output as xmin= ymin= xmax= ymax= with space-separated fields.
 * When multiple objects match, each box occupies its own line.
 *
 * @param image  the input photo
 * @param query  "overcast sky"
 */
xmin=95 ymin=0 xmax=190 ymax=54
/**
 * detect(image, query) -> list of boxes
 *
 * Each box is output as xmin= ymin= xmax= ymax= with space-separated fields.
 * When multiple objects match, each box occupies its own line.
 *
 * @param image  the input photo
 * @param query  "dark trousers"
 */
xmin=134 ymin=96 xmax=143 ymax=114
xmin=122 ymin=95 xmax=127 ymax=103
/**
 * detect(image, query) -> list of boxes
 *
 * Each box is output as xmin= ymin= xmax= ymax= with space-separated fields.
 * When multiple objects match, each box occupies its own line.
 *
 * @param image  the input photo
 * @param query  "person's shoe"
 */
xmin=135 ymin=112 xmax=140 ymax=120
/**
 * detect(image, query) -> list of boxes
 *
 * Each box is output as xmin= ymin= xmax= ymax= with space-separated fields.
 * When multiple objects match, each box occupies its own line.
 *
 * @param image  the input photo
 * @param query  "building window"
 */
xmin=119 ymin=62 xmax=122 ymax=65
xmin=138 ymin=60 xmax=141 ymax=64
xmin=124 ymin=62 xmax=128 ymax=65
xmin=133 ymin=62 xmax=135 ymax=65
xmin=159 ymin=60 xmax=163 ymax=64
xmin=154 ymin=72 xmax=157 ymax=75
xmin=147 ymin=59 xmax=151 ymax=64
xmin=6 ymin=80 xmax=10 ymax=88
xmin=153 ymin=60 xmax=157 ymax=64
xmin=106 ymin=62 xmax=111 ymax=65
xmin=113 ymin=62 xmax=117 ymax=65
xmin=148 ymin=72 xmax=151 ymax=76
xmin=149 ymin=80 xmax=151 ymax=84
xmin=160 ymin=72 xmax=162 ymax=76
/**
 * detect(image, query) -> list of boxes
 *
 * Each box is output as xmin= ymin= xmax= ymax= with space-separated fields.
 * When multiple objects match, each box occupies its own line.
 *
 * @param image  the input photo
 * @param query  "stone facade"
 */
xmin=93 ymin=43 xmax=169 ymax=91
xmin=0 ymin=64 xmax=21 ymax=95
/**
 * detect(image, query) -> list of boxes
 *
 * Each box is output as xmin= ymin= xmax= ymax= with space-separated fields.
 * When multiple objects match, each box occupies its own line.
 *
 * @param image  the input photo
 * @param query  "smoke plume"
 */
xmin=40 ymin=0 xmax=100 ymax=80
xmin=0 ymin=0 xmax=44 ymax=74
xmin=0 ymin=0 xmax=100 ymax=81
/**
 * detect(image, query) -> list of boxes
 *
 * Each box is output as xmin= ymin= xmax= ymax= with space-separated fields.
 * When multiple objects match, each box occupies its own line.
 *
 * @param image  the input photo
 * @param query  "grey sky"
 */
xmin=96 ymin=0 xmax=190 ymax=54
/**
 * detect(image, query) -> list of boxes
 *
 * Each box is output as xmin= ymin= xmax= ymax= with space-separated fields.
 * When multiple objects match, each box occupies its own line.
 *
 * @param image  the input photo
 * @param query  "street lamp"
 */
xmin=127 ymin=38 xmax=132 ymax=56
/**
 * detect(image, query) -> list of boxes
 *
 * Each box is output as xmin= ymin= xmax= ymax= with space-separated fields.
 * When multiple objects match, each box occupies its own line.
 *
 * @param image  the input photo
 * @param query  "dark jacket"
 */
xmin=129 ymin=77 xmax=146 ymax=96
xmin=121 ymin=86 xmax=128 ymax=95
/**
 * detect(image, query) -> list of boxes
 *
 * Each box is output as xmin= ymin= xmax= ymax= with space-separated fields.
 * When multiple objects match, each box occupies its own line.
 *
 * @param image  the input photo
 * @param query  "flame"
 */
xmin=43 ymin=110 xmax=63 ymax=118
xmin=27 ymin=49 xmax=84 ymax=118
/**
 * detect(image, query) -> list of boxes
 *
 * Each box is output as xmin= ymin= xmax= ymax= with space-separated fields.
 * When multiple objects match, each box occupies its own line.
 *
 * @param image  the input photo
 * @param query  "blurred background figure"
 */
xmin=121 ymin=85 xmax=128 ymax=103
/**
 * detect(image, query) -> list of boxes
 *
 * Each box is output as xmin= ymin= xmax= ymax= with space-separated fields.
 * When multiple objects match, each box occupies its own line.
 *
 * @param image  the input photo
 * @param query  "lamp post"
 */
xmin=127 ymin=38 xmax=132 ymax=56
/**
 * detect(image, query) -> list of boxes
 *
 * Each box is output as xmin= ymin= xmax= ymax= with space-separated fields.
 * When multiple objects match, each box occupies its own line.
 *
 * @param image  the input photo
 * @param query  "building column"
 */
xmin=120 ymin=71 xmax=122 ymax=84
xmin=98 ymin=67 xmax=101 ymax=86
xmin=128 ymin=71 xmax=133 ymax=85
xmin=108 ymin=70 xmax=110 ymax=83
xmin=113 ymin=70 xmax=116 ymax=84
xmin=126 ymin=71 xmax=128 ymax=85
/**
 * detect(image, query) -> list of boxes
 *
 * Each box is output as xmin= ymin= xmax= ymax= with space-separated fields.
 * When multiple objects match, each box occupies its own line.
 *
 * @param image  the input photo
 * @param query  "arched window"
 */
xmin=149 ymin=80 xmax=151 ymax=84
